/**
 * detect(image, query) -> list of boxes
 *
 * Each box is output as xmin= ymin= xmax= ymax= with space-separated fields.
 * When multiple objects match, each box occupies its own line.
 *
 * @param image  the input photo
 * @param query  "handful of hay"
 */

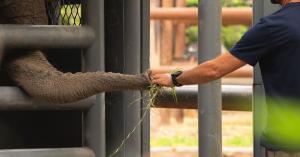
xmin=109 ymin=70 xmax=179 ymax=157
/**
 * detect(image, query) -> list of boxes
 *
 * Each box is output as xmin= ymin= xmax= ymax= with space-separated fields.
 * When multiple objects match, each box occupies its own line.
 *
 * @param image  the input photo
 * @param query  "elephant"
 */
xmin=0 ymin=0 xmax=150 ymax=103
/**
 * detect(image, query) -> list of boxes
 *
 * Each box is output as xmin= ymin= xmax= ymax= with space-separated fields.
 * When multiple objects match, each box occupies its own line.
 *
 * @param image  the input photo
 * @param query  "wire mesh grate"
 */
xmin=47 ymin=0 xmax=82 ymax=25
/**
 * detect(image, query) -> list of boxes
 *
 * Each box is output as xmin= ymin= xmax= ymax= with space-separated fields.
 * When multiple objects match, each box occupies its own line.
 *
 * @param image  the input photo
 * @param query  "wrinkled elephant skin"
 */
xmin=0 ymin=0 xmax=150 ymax=103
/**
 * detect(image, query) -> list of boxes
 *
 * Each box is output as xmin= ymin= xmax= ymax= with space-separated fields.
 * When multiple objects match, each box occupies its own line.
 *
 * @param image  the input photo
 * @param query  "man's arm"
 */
xmin=151 ymin=52 xmax=246 ymax=87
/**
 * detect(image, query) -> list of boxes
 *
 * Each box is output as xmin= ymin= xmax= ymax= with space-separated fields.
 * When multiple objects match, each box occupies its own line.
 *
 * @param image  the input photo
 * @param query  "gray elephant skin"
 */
xmin=0 ymin=0 xmax=150 ymax=103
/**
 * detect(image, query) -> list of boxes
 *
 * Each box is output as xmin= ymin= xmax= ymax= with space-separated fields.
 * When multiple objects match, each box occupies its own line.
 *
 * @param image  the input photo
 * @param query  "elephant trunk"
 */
xmin=4 ymin=51 xmax=150 ymax=104
xmin=1 ymin=0 xmax=151 ymax=104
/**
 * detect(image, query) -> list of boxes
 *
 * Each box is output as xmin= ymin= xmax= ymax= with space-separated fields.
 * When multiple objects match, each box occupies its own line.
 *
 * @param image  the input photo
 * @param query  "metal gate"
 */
xmin=0 ymin=0 xmax=281 ymax=157
xmin=0 ymin=0 xmax=150 ymax=157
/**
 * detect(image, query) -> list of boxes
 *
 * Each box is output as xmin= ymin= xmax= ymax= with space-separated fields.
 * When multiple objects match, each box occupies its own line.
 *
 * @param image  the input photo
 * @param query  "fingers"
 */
xmin=150 ymin=74 xmax=165 ymax=83
xmin=150 ymin=73 xmax=174 ymax=87
xmin=151 ymin=78 xmax=161 ymax=84
xmin=150 ymin=74 xmax=160 ymax=80
xmin=150 ymin=75 xmax=160 ymax=84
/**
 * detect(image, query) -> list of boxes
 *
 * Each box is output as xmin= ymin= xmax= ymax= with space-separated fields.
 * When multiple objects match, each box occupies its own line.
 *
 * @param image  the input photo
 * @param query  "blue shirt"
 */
xmin=230 ymin=3 xmax=300 ymax=151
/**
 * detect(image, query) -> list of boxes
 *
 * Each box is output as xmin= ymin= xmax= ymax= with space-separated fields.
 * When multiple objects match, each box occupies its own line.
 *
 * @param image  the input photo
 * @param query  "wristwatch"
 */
xmin=171 ymin=71 xmax=183 ymax=87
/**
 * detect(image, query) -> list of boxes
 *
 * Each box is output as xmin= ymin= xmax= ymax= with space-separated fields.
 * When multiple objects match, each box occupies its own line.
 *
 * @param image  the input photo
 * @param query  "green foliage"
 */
xmin=185 ymin=0 xmax=250 ymax=49
xmin=222 ymin=0 xmax=252 ymax=7
xmin=186 ymin=0 xmax=252 ymax=7
xmin=185 ymin=26 xmax=198 ymax=45
xmin=60 ymin=5 xmax=81 ymax=25
xmin=186 ymin=0 xmax=198 ymax=7
xmin=185 ymin=25 xmax=248 ymax=50
xmin=221 ymin=25 xmax=248 ymax=49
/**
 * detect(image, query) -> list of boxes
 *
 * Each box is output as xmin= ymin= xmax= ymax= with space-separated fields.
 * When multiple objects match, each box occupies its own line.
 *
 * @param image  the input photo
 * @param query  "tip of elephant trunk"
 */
xmin=143 ymin=70 xmax=154 ymax=90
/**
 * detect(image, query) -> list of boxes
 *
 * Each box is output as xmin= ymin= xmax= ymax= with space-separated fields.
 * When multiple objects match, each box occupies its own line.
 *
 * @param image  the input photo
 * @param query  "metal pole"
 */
xmin=252 ymin=1 xmax=280 ymax=157
xmin=154 ymin=85 xmax=252 ymax=111
xmin=0 ymin=36 xmax=3 ymax=67
xmin=105 ymin=0 xmax=142 ymax=156
xmin=82 ymin=0 xmax=105 ymax=156
xmin=0 ymin=25 xmax=95 ymax=49
xmin=0 ymin=87 xmax=95 ymax=110
xmin=124 ymin=0 xmax=142 ymax=156
xmin=198 ymin=1 xmax=222 ymax=157
xmin=104 ymin=0 xmax=126 ymax=156
xmin=0 ymin=148 xmax=95 ymax=157
xmin=141 ymin=0 xmax=150 ymax=156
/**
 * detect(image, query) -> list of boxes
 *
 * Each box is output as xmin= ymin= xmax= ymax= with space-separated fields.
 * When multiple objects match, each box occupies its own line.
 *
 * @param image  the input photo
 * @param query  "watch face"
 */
xmin=271 ymin=0 xmax=281 ymax=4
xmin=174 ymin=70 xmax=182 ymax=76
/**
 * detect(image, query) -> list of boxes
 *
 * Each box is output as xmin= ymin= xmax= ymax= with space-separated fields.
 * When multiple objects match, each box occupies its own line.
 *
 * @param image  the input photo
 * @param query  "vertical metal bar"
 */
xmin=198 ymin=1 xmax=222 ymax=157
xmin=141 ymin=0 xmax=150 ymax=157
xmin=253 ymin=1 xmax=280 ymax=157
xmin=105 ymin=0 xmax=142 ymax=156
xmin=104 ymin=0 xmax=125 ymax=156
xmin=0 ymin=37 xmax=3 ymax=67
xmin=82 ymin=0 xmax=105 ymax=156
xmin=253 ymin=2 xmax=266 ymax=156
xmin=124 ymin=0 xmax=142 ymax=156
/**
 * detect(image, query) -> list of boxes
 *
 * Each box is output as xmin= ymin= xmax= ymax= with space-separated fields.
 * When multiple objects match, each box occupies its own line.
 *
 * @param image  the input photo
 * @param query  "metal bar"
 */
xmin=104 ymin=0 xmax=126 ymax=155
xmin=150 ymin=7 xmax=252 ymax=26
xmin=0 ymin=87 xmax=95 ymax=110
xmin=0 ymin=147 xmax=95 ymax=157
xmin=141 ymin=0 xmax=151 ymax=156
xmin=253 ymin=2 xmax=265 ymax=156
xmin=0 ymin=38 xmax=3 ymax=67
xmin=124 ymin=0 xmax=142 ymax=156
xmin=155 ymin=85 xmax=252 ymax=111
xmin=252 ymin=2 xmax=280 ymax=157
xmin=105 ymin=0 xmax=142 ymax=156
xmin=0 ymin=85 xmax=252 ymax=111
xmin=82 ymin=0 xmax=105 ymax=156
xmin=198 ymin=1 xmax=222 ymax=157
xmin=0 ymin=25 xmax=95 ymax=49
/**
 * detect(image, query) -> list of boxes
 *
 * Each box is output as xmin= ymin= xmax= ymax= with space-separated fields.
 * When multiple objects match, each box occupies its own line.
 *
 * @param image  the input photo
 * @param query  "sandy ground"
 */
xmin=151 ymin=110 xmax=253 ymax=157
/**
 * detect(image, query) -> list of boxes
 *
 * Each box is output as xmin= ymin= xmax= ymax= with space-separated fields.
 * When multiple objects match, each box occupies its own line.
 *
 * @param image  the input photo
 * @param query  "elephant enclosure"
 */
xmin=0 ymin=0 xmax=150 ymax=157
xmin=1 ymin=0 xmax=150 ymax=104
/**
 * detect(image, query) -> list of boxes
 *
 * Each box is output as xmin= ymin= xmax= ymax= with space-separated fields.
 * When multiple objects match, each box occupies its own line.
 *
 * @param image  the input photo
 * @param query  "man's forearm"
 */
xmin=176 ymin=60 xmax=221 ymax=85
xmin=151 ymin=52 xmax=246 ymax=87
xmin=175 ymin=52 xmax=247 ymax=86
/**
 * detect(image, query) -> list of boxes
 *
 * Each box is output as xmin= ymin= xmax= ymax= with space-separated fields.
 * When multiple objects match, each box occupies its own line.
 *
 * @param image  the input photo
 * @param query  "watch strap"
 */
xmin=171 ymin=71 xmax=183 ymax=87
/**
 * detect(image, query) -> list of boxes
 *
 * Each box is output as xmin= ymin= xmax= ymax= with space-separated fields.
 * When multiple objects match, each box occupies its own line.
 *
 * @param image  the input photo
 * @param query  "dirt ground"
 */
xmin=150 ymin=109 xmax=253 ymax=157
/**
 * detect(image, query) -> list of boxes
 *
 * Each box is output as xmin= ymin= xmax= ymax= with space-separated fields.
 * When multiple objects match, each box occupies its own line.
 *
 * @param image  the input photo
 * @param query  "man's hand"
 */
xmin=151 ymin=73 xmax=174 ymax=87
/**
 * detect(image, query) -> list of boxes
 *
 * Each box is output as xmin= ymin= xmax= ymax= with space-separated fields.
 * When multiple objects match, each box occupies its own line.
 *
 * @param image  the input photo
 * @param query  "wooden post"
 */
xmin=173 ymin=0 xmax=186 ymax=123
xmin=174 ymin=0 xmax=186 ymax=59
xmin=150 ymin=7 xmax=253 ymax=26
xmin=150 ymin=0 xmax=161 ymax=68
xmin=173 ymin=109 xmax=184 ymax=123
xmin=160 ymin=0 xmax=173 ymax=65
